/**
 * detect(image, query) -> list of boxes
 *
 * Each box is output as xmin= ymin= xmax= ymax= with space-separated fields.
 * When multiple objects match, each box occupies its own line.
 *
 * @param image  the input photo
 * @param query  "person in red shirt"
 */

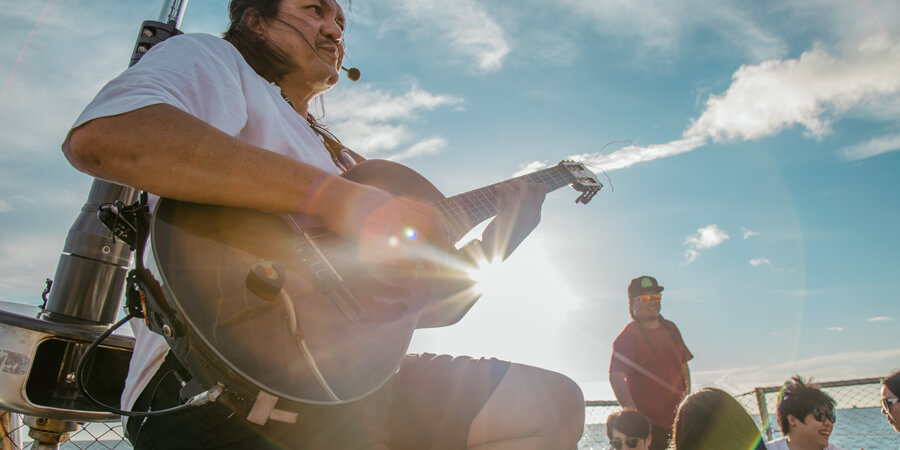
xmin=610 ymin=275 xmax=693 ymax=450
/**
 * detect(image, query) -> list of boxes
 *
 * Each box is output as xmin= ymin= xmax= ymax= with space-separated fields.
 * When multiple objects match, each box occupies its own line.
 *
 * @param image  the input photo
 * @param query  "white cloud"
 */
xmin=556 ymin=0 xmax=786 ymax=62
xmin=327 ymin=121 xmax=411 ymax=155
xmin=692 ymin=348 xmax=900 ymax=395
xmin=556 ymin=33 xmax=900 ymax=172
xmin=513 ymin=160 xmax=551 ymax=177
xmin=384 ymin=137 xmax=447 ymax=162
xmin=749 ymin=257 xmax=771 ymax=267
xmin=826 ymin=327 xmax=844 ymax=332
xmin=742 ymin=227 xmax=760 ymax=239
xmin=328 ymin=85 xmax=462 ymax=123
xmin=686 ymin=224 xmax=730 ymax=249
xmin=571 ymin=136 xmax=707 ymax=173
xmin=839 ymin=133 xmax=900 ymax=161
xmin=686 ymin=34 xmax=900 ymax=142
xmin=325 ymin=85 xmax=462 ymax=158
xmin=868 ymin=316 xmax=895 ymax=323
xmin=684 ymin=224 xmax=730 ymax=263
xmin=0 ymin=198 xmax=12 ymax=213
xmin=379 ymin=0 xmax=510 ymax=71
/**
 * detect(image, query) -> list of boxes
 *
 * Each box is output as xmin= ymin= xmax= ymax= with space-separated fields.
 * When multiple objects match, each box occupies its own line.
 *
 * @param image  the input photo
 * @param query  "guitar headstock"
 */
xmin=558 ymin=160 xmax=603 ymax=204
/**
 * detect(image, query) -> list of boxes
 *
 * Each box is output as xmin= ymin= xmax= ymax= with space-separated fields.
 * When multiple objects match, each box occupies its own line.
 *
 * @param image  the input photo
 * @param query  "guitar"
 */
xmin=144 ymin=159 xmax=600 ymax=423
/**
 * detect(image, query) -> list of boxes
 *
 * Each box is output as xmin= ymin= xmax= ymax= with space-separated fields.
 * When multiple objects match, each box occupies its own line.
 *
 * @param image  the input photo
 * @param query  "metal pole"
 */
xmin=159 ymin=0 xmax=188 ymax=26
xmin=44 ymin=2 xmax=189 ymax=326
xmin=755 ymin=387 xmax=772 ymax=441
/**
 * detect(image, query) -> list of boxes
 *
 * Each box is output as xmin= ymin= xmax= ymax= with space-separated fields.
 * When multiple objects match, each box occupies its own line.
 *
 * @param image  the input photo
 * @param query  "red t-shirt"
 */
xmin=609 ymin=319 xmax=693 ymax=429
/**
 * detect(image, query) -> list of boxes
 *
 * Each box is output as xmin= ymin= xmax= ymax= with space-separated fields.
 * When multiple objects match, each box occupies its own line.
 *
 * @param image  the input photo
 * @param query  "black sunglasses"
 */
xmin=610 ymin=437 xmax=642 ymax=449
xmin=884 ymin=397 xmax=899 ymax=411
xmin=811 ymin=407 xmax=836 ymax=424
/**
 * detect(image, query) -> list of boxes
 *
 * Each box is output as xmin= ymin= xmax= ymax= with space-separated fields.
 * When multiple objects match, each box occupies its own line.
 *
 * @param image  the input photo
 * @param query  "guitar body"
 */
xmin=147 ymin=160 xmax=477 ymax=413
xmin=143 ymin=158 xmax=600 ymax=421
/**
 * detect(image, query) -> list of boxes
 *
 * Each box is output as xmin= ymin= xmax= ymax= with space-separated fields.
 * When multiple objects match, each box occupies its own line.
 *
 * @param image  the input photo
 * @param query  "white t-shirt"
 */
xmin=766 ymin=437 xmax=844 ymax=450
xmin=72 ymin=33 xmax=341 ymax=414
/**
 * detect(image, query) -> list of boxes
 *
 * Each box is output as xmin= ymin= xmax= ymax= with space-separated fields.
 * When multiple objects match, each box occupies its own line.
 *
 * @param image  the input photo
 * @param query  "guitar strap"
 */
xmin=306 ymin=118 xmax=366 ymax=172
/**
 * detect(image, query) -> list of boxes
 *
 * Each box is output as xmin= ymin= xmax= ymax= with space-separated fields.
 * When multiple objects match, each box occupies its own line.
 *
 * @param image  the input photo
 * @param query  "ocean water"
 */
xmin=578 ymin=407 xmax=900 ymax=450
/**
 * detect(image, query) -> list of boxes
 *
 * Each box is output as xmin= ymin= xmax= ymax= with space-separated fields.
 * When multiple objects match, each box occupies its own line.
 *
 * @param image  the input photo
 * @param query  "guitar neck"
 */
xmin=434 ymin=163 xmax=574 ymax=239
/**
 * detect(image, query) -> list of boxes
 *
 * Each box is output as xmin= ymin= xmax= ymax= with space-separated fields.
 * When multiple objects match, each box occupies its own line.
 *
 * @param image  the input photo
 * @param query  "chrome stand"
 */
xmin=22 ymin=417 xmax=78 ymax=450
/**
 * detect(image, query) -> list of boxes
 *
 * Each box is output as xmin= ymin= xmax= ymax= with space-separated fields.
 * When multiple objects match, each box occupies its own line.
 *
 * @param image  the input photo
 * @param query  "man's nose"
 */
xmin=322 ymin=18 xmax=343 ymax=42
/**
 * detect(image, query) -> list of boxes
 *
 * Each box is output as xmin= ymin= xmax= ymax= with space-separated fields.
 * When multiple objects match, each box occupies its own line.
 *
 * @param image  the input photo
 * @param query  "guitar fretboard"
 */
xmin=434 ymin=163 xmax=575 ymax=240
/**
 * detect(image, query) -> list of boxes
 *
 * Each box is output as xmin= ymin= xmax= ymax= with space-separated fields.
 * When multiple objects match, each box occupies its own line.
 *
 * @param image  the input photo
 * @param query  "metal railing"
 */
xmin=582 ymin=377 xmax=897 ymax=450
xmin=733 ymin=377 xmax=897 ymax=450
xmin=4 ymin=377 xmax=897 ymax=449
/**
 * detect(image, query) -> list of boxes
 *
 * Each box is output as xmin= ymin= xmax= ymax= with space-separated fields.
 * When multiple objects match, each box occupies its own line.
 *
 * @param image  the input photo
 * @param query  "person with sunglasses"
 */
xmin=766 ymin=376 xmax=844 ymax=450
xmin=882 ymin=370 xmax=900 ymax=432
xmin=605 ymin=410 xmax=653 ymax=450
xmin=609 ymin=275 xmax=693 ymax=450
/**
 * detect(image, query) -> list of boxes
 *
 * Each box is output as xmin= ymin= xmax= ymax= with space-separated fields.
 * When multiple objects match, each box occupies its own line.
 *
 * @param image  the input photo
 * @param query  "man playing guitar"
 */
xmin=63 ymin=0 xmax=585 ymax=448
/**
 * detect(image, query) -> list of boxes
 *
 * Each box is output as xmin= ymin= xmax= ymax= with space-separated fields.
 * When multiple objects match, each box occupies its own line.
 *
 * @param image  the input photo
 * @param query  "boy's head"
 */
xmin=606 ymin=409 xmax=652 ymax=450
xmin=776 ymin=376 xmax=836 ymax=448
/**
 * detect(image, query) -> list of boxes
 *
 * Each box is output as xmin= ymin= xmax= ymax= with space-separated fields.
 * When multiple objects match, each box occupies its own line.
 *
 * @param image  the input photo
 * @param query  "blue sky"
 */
xmin=1 ymin=0 xmax=899 ymax=401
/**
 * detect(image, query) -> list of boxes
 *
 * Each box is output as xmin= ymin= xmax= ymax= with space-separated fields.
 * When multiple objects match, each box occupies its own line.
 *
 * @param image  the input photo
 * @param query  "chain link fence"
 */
xmin=581 ymin=400 xmax=621 ymax=449
xmin=581 ymin=377 xmax=898 ymax=450
xmin=733 ymin=377 xmax=899 ymax=450
xmin=0 ymin=412 xmax=130 ymax=450
xmin=4 ymin=378 xmax=898 ymax=449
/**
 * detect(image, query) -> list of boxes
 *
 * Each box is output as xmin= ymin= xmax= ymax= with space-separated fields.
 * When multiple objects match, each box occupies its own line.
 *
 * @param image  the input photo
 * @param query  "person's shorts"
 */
xmin=126 ymin=352 xmax=511 ymax=449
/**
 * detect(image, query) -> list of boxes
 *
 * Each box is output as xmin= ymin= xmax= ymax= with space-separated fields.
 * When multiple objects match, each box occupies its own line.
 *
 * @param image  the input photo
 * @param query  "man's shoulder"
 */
xmin=616 ymin=321 xmax=639 ymax=335
xmin=153 ymin=33 xmax=233 ymax=55
xmin=137 ymin=33 xmax=250 ymax=81
xmin=660 ymin=317 xmax=681 ymax=330
xmin=141 ymin=33 xmax=241 ymax=66
xmin=612 ymin=321 xmax=641 ymax=344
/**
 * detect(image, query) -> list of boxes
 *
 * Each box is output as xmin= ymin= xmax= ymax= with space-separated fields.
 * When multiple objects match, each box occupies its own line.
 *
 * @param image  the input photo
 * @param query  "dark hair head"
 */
xmin=223 ymin=0 xmax=297 ymax=82
xmin=606 ymin=410 xmax=651 ymax=441
xmin=672 ymin=388 xmax=763 ymax=450
xmin=776 ymin=376 xmax=836 ymax=434
xmin=627 ymin=276 xmax=662 ymax=318
xmin=884 ymin=370 xmax=900 ymax=396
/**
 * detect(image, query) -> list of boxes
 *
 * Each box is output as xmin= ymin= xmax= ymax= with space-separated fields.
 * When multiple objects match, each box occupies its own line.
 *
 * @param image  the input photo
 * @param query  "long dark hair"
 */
xmin=223 ymin=0 xmax=297 ymax=82
xmin=673 ymin=388 xmax=765 ymax=450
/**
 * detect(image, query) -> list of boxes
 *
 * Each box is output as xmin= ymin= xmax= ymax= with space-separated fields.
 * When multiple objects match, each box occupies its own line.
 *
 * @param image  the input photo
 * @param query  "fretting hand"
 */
xmin=480 ymin=180 xmax=548 ymax=262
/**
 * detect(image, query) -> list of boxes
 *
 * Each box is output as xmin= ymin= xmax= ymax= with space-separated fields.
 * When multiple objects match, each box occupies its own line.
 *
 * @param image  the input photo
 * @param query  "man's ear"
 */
xmin=242 ymin=8 xmax=266 ymax=36
xmin=646 ymin=433 xmax=652 ymax=446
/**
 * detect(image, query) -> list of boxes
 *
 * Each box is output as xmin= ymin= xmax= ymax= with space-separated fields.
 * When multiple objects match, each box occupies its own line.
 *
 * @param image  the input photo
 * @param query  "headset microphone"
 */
xmin=342 ymin=66 xmax=361 ymax=82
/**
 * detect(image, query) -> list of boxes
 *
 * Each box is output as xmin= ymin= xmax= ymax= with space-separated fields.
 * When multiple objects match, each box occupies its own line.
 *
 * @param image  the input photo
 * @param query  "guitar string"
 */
xmin=434 ymin=164 xmax=572 ymax=234
xmin=296 ymin=164 xmax=576 ymax=275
